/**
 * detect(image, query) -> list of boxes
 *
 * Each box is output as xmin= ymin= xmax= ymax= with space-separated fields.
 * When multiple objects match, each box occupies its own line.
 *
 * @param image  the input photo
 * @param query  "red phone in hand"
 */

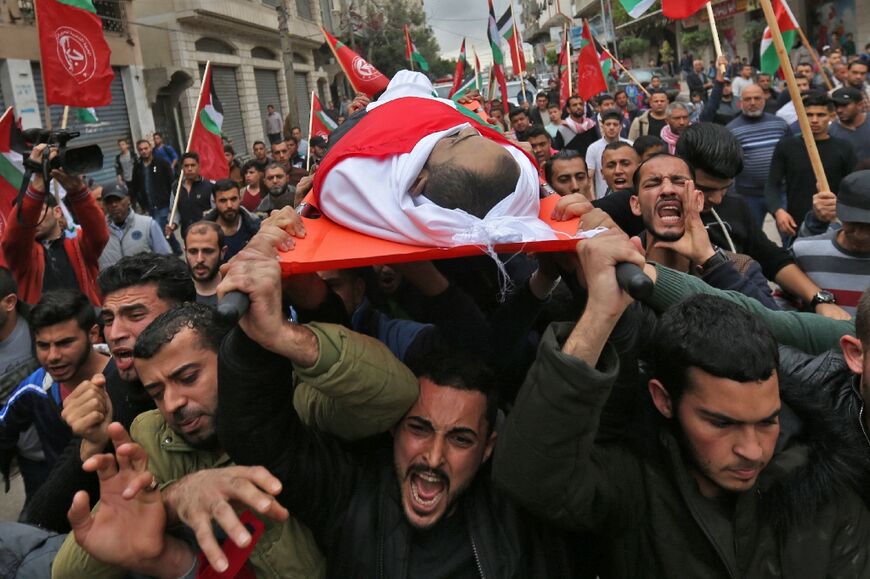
xmin=196 ymin=510 xmax=265 ymax=579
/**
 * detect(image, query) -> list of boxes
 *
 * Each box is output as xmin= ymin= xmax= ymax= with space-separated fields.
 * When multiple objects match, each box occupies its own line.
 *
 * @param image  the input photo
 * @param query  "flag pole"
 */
xmin=167 ymin=60 xmax=212 ymax=239
xmin=33 ymin=0 xmax=53 ymax=132
xmin=406 ymin=26 xmax=415 ymax=71
xmin=321 ymin=27 xmax=361 ymax=94
xmin=606 ymin=49 xmax=650 ymax=97
xmin=706 ymin=3 xmax=727 ymax=75
xmin=472 ymin=46 xmax=481 ymax=90
xmin=758 ymin=0 xmax=829 ymax=191
xmin=566 ymin=25 xmax=573 ymax=98
xmin=509 ymin=0 xmax=527 ymax=103
xmin=305 ymin=91 xmax=315 ymax=173
xmin=795 ymin=27 xmax=833 ymax=90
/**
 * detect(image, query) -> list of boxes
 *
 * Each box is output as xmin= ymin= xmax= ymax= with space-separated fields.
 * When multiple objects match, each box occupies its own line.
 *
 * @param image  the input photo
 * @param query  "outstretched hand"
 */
xmin=653 ymin=179 xmax=716 ymax=265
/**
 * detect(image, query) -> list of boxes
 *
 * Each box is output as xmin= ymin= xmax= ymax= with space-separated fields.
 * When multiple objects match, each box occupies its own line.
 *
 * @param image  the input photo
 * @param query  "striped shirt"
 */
xmin=791 ymin=229 xmax=870 ymax=315
xmin=726 ymin=113 xmax=791 ymax=197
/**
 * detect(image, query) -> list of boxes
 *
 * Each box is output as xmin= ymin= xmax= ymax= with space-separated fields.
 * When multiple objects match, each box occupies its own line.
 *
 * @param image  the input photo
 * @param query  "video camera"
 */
xmin=21 ymin=128 xmax=103 ymax=183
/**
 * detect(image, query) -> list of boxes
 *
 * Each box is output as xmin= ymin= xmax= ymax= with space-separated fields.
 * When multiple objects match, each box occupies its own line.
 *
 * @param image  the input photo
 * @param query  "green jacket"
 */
xmin=494 ymin=322 xmax=870 ymax=579
xmin=52 ymin=323 xmax=418 ymax=579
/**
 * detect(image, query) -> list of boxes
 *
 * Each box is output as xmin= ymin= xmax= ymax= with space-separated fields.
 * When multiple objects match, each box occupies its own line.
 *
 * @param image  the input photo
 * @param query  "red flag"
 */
xmin=0 ymin=108 xmax=26 ymax=263
xmin=311 ymin=94 xmax=338 ymax=138
xmin=189 ymin=64 xmax=229 ymax=181
xmin=321 ymin=27 xmax=389 ymax=97
xmin=662 ymin=0 xmax=707 ymax=19
xmin=448 ymin=38 xmax=467 ymax=98
xmin=35 ymin=0 xmax=113 ymax=107
xmin=576 ymin=20 xmax=608 ymax=102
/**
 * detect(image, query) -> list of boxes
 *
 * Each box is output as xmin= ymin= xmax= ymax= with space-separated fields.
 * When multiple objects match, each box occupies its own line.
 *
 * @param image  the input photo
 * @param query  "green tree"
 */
xmin=681 ymin=28 xmax=713 ymax=55
xmin=619 ymin=36 xmax=651 ymax=57
xmin=347 ymin=0 xmax=447 ymax=80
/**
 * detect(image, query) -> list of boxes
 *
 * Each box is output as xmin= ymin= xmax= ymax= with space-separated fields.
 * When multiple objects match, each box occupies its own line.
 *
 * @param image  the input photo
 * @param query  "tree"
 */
xmin=619 ymin=36 xmax=651 ymax=57
xmin=681 ymin=28 xmax=713 ymax=56
xmin=346 ymin=0 xmax=449 ymax=80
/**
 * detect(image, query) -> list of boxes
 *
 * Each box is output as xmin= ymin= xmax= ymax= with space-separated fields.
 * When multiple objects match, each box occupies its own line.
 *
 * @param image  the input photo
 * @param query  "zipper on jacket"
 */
xmin=859 ymin=402 xmax=870 ymax=448
xmin=470 ymin=534 xmax=486 ymax=579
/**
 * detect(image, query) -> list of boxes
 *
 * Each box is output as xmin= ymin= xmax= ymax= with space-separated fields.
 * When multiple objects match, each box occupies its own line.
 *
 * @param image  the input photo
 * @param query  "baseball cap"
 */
xmin=837 ymin=170 xmax=870 ymax=224
xmin=831 ymin=87 xmax=863 ymax=105
xmin=101 ymin=184 xmax=128 ymax=201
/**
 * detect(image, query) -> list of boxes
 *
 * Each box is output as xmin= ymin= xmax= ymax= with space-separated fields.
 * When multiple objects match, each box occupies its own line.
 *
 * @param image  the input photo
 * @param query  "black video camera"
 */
xmin=22 ymin=128 xmax=103 ymax=182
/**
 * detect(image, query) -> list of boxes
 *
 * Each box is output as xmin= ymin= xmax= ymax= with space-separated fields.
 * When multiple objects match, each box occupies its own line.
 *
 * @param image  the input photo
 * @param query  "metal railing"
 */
xmin=4 ymin=0 xmax=127 ymax=34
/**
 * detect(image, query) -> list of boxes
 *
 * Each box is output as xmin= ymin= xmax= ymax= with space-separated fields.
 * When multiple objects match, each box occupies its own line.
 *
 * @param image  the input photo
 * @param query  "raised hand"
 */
xmin=60 ymin=373 xmax=113 ymax=461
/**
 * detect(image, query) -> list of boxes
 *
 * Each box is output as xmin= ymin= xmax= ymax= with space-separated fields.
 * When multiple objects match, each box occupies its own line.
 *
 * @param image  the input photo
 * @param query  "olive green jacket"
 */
xmin=52 ymin=323 xmax=418 ymax=579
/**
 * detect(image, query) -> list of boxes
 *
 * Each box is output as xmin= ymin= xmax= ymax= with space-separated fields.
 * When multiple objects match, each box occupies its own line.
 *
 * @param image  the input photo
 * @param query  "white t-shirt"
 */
xmin=586 ymin=136 xmax=632 ymax=199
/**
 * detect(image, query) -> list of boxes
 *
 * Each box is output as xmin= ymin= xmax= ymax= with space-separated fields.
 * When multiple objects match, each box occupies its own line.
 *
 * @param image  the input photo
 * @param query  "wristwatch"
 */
xmin=810 ymin=290 xmax=837 ymax=307
xmin=695 ymin=248 xmax=729 ymax=275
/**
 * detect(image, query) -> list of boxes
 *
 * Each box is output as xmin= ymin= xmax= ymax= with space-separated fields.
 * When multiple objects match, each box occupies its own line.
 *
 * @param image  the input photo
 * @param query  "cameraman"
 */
xmin=1 ymin=144 xmax=108 ymax=305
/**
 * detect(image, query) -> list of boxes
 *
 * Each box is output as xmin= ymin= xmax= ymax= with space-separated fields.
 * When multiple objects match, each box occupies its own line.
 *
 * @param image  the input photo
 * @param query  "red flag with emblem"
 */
xmin=576 ymin=20 xmax=608 ymax=102
xmin=321 ymin=27 xmax=389 ymax=97
xmin=35 ymin=0 xmax=113 ymax=106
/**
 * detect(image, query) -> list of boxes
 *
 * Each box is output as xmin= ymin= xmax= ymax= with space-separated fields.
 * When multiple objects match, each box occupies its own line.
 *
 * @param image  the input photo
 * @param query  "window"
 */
xmin=194 ymin=38 xmax=236 ymax=55
xmin=252 ymin=47 xmax=278 ymax=60
xmin=296 ymin=0 xmax=312 ymax=20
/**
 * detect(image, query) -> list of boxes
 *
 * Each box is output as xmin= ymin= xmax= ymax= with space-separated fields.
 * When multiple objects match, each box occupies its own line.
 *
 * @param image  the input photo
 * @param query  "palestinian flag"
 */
xmin=0 ymin=108 xmax=26 ymax=251
xmin=487 ymin=0 xmax=509 ymax=114
xmin=403 ymin=25 xmax=430 ymax=72
xmin=619 ymin=0 xmax=656 ymax=18
xmin=35 ymin=0 xmax=113 ymax=107
xmin=760 ymin=0 xmax=799 ymax=77
xmin=576 ymin=20 xmax=608 ymax=101
xmin=600 ymin=48 xmax=619 ymax=80
xmin=497 ymin=7 xmax=526 ymax=76
xmin=450 ymin=75 xmax=478 ymax=101
xmin=448 ymin=38 xmax=467 ymax=98
xmin=75 ymin=107 xmax=98 ymax=124
xmin=189 ymin=63 xmax=228 ymax=181
xmin=322 ymin=27 xmax=389 ymax=97
xmin=311 ymin=94 xmax=338 ymax=138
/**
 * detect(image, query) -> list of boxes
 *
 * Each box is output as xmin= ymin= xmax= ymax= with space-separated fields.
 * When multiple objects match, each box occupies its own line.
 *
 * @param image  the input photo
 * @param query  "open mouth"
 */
xmin=112 ymin=347 xmax=134 ymax=371
xmin=48 ymin=364 xmax=70 ymax=377
xmin=656 ymin=198 xmax=683 ymax=224
xmin=409 ymin=471 xmax=447 ymax=513
xmin=613 ymin=176 xmax=628 ymax=188
xmin=177 ymin=415 xmax=202 ymax=434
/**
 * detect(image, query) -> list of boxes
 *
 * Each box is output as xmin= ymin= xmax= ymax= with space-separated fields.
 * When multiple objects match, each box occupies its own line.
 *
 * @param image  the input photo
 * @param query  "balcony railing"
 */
xmin=4 ymin=0 xmax=128 ymax=34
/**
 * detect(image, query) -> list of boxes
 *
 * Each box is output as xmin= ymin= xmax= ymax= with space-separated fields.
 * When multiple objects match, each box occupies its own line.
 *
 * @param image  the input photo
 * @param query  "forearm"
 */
xmin=649 ymin=263 xmax=853 ymax=353
xmin=774 ymin=263 xmax=822 ymax=303
xmin=563 ymin=306 xmax=622 ymax=367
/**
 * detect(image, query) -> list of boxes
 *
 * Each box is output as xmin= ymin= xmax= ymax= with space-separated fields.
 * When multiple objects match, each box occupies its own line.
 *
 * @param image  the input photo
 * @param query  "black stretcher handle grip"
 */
xmin=615 ymin=263 xmax=654 ymax=300
xmin=216 ymin=291 xmax=250 ymax=323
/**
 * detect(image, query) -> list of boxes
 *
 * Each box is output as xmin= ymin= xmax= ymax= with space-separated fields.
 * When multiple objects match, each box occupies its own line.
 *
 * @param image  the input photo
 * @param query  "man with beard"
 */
xmin=756 ymin=73 xmax=780 ymax=113
xmin=628 ymin=153 xmax=776 ymax=306
xmin=829 ymin=87 xmax=870 ymax=162
xmin=54 ymin=269 xmax=421 ymax=577
xmin=629 ymin=90 xmax=669 ymax=141
xmin=256 ymin=162 xmax=296 ymax=214
xmin=727 ymin=84 xmax=792 ymax=228
xmin=16 ymin=254 xmax=191 ymax=533
xmin=545 ymin=150 xmax=591 ymax=199
xmin=98 ymin=185 xmax=171 ymax=271
xmin=1 ymin=145 xmax=108 ymax=306
xmin=493 ymin=231 xmax=870 ymax=578
xmin=208 ymin=221 xmax=579 ymax=577
xmin=554 ymin=96 xmax=599 ymax=156
xmin=659 ymin=103 xmax=690 ymax=154
xmin=0 ymin=290 xmax=109 ymax=498
xmin=184 ymin=222 xmax=224 ymax=307
xmin=509 ymin=108 xmax=533 ymax=141
xmin=204 ymin=179 xmax=260 ymax=262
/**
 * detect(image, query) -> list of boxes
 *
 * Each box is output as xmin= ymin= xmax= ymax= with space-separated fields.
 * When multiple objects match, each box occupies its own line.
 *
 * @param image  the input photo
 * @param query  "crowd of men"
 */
xmin=0 ymin=44 xmax=868 ymax=578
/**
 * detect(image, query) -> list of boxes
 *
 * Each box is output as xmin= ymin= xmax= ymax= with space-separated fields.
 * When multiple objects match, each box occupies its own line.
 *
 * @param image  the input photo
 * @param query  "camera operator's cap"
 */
xmin=831 ymin=87 xmax=863 ymax=105
xmin=836 ymin=170 xmax=870 ymax=224
xmin=101 ymin=184 xmax=128 ymax=201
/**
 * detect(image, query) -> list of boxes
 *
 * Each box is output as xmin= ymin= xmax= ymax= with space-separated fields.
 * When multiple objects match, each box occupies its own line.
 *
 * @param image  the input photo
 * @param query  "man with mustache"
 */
xmin=204 ymin=179 xmax=260 ymax=262
xmin=212 ymin=219 xmax=578 ymax=577
xmin=184 ymin=221 xmax=224 ymax=307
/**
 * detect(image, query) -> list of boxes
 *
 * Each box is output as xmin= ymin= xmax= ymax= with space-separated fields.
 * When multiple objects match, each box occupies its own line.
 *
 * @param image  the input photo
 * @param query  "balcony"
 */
xmin=4 ymin=0 xmax=128 ymax=34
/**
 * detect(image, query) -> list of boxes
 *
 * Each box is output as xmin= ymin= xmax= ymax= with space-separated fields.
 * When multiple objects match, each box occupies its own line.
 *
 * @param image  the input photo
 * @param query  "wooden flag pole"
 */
xmin=54 ymin=105 xmax=71 ymax=205
xmin=706 ymin=2 xmax=727 ymax=75
xmin=509 ymin=0 xmax=527 ymax=103
xmin=608 ymin=52 xmax=650 ymax=97
xmin=758 ymin=0 xmax=829 ymax=191
xmin=796 ymin=27 xmax=833 ymax=90
xmin=305 ymin=91 xmax=315 ymax=173
xmin=565 ymin=25 xmax=573 ymax=98
xmin=472 ymin=46 xmax=482 ymax=90
xmin=167 ymin=60 xmax=212 ymax=239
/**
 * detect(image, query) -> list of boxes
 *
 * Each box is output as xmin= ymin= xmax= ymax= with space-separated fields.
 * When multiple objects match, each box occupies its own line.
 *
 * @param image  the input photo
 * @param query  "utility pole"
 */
xmin=278 ymin=0 xmax=299 ymax=131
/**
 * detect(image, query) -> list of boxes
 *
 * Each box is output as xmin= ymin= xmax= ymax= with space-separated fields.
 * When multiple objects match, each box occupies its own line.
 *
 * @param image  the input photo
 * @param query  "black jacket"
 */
xmin=217 ymin=328 xmax=583 ymax=579
xmin=130 ymin=157 xmax=174 ymax=210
